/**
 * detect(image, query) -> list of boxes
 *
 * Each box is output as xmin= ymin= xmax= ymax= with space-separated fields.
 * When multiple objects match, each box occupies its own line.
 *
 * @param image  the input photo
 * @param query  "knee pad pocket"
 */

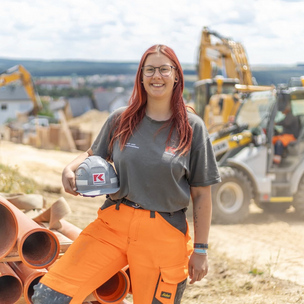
xmin=153 ymin=263 xmax=188 ymax=303
xmin=31 ymin=283 xmax=72 ymax=304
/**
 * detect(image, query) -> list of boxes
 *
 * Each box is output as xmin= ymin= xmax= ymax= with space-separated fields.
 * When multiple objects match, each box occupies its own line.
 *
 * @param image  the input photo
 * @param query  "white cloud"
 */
xmin=0 ymin=0 xmax=304 ymax=65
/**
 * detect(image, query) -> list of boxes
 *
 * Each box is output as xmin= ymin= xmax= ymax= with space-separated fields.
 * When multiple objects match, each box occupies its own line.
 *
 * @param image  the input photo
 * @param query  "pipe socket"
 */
xmin=0 ymin=196 xmax=60 ymax=269
xmin=93 ymin=268 xmax=130 ymax=304
xmin=0 ymin=262 xmax=23 ymax=304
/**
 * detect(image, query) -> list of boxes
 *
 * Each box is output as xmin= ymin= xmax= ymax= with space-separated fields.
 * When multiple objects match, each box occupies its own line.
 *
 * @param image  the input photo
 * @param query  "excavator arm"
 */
xmin=0 ymin=65 xmax=42 ymax=115
xmin=197 ymin=26 xmax=253 ymax=85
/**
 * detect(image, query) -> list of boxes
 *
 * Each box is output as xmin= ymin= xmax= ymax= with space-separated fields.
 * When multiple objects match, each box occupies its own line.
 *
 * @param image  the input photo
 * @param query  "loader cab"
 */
xmin=269 ymin=87 xmax=304 ymax=170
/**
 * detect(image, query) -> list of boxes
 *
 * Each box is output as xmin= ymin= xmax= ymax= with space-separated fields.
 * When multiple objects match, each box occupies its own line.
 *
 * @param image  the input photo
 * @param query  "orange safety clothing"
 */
xmin=40 ymin=203 xmax=193 ymax=304
xmin=272 ymin=134 xmax=296 ymax=147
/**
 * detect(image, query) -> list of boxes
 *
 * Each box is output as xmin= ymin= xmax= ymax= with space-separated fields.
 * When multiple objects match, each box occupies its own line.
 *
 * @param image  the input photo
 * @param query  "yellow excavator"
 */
xmin=0 ymin=65 xmax=42 ymax=116
xmin=194 ymin=26 xmax=273 ymax=132
xmin=0 ymin=65 xmax=77 ymax=150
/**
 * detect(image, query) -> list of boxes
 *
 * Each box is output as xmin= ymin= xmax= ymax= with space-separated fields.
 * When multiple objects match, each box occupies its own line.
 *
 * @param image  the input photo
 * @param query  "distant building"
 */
xmin=66 ymin=96 xmax=94 ymax=117
xmin=35 ymin=79 xmax=72 ymax=90
xmin=93 ymin=88 xmax=130 ymax=113
xmin=0 ymin=85 xmax=33 ymax=125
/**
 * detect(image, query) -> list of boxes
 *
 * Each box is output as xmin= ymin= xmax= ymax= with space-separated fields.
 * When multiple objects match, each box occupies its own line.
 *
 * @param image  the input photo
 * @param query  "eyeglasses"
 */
xmin=141 ymin=65 xmax=176 ymax=77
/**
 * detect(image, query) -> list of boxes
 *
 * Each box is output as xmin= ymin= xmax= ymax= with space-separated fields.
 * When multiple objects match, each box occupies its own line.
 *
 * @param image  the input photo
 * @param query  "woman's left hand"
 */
xmin=188 ymin=252 xmax=208 ymax=284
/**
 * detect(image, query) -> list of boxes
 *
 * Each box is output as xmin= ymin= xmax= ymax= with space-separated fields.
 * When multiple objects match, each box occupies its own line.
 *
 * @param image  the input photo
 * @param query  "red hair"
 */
xmin=109 ymin=44 xmax=193 ymax=156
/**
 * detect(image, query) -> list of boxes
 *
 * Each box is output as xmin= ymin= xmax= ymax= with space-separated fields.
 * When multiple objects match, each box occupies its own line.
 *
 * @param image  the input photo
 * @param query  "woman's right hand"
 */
xmin=62 ymin=166 xmax=79 ymax=196
xmin=61 ymin=149 xmax=93 ymax=196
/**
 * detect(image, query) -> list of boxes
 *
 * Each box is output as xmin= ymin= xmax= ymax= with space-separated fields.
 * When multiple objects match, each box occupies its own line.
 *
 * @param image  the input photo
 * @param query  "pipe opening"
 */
xmin=0 ymin=204 xmax=18 ymax=259
xmin=22 ymin=231 xmax=58 ymax=267
xmin=26 ymin=276 xmax=43 ymax=304
xmin=95 ymin=271 xmax=129 ymax=302
xmin=0 ymin=275 xmax=23 ymax=304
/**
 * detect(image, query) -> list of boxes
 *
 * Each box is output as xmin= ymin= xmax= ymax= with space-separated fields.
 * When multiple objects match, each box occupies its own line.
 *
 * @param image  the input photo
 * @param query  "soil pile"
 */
xmin=68 ymin=109 xmax=109 ymax=144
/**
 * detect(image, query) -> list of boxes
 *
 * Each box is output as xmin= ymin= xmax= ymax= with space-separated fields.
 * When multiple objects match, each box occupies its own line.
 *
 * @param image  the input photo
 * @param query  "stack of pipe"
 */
xmin=0 ymin=195 xmax=131 ymax=304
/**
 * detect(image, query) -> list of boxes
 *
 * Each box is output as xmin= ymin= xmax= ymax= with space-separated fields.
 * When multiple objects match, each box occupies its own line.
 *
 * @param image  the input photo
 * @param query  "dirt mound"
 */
xmin=68 ymin=109 xmax=109 ymax=143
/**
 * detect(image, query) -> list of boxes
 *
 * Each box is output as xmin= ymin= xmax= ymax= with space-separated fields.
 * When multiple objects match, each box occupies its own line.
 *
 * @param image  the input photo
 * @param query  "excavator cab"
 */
xmin=194 ymin=27 xmax=273 ymax=134
xmin=194 ymin=77 xmax=240 ymax=130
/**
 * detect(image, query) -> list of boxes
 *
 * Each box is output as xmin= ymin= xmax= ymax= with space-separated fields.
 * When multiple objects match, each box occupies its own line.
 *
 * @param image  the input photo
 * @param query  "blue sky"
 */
xmin=1 ymin=0 xmax=304 ymax=65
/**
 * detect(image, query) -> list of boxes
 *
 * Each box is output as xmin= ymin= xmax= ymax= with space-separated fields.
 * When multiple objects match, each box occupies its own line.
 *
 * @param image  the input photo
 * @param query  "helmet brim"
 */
xmin=77 ymin=187 xmax=120 ymax=197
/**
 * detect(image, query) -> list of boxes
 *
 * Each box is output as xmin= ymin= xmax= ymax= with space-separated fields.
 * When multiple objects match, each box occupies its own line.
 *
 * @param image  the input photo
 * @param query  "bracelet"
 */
xmin=194 ymin=243 xmax=208 ymax=249
xmin=193 ymin=248 xmax=208 ymax=256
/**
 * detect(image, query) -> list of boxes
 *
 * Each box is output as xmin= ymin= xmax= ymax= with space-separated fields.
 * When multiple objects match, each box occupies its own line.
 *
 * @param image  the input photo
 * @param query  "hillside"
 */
xmin=1 ymin=57 xmax=304 ymax=86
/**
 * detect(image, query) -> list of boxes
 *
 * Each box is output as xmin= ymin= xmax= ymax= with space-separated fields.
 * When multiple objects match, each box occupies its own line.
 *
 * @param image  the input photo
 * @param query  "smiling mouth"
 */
xmin=151 ymin=84 xmax=164 ymax=87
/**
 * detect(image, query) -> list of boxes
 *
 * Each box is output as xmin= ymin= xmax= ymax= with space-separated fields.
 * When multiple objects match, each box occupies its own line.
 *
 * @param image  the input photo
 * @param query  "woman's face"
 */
xmin=142 ymin=53 xmax=177 ymax=102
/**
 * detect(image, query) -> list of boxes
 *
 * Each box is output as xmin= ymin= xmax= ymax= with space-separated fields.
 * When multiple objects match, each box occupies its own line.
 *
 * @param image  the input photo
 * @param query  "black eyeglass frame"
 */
xmin=141 ymin=65 xmax=177 ymax=77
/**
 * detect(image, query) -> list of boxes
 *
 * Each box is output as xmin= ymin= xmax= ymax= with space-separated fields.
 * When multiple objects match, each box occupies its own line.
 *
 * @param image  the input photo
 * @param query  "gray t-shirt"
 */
xmin=91 ymin=107 xmax=221 ymax=212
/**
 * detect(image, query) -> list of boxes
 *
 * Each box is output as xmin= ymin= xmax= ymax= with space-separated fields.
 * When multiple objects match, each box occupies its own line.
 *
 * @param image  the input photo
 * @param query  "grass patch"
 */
xmin=0 ymin=163 xmax=42 ymax=194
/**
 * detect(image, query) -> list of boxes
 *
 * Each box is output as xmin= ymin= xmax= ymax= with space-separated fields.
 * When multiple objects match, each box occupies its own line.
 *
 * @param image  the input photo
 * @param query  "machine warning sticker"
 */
xmin=213 ymin=140 xmax=229 ymax=156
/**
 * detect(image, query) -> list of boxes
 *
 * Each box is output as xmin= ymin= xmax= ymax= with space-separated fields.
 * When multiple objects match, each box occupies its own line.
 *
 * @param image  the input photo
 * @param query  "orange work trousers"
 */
xmin=272 ymin=134 xmax=296 ymax=147
xmin=40 ymin=203 xmax=192 ymax=304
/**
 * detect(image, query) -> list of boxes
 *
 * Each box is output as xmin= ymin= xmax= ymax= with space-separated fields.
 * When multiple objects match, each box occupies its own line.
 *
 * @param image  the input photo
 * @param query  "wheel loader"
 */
xmin=211 ymin=87 xmax=304 ymax=224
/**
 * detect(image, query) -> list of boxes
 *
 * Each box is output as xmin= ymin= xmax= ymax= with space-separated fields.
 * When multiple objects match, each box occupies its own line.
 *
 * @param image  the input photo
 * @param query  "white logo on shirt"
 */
xmin=125 ymin=143 xmax=139 ymax=149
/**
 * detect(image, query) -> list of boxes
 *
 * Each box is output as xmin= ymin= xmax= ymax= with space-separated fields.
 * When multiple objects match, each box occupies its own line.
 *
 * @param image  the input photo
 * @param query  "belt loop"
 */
xmin=150 ymin=211 xmax=155 ymax=218
xmin=115 ymin=202 xmax=121 ymax=210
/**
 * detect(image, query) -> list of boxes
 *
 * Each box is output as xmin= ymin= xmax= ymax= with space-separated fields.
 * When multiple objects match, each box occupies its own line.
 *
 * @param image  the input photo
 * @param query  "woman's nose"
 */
xmin=153 ymin=67 xmax=162 ymax=77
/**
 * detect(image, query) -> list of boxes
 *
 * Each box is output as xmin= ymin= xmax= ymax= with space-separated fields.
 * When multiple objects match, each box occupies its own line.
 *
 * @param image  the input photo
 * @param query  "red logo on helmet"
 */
xmin=93 ymin=173 xmax=105 ymax=184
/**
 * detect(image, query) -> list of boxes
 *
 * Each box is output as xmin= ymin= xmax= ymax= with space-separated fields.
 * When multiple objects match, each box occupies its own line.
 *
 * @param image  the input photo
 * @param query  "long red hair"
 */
xmin=109 ymin=44 xmax=193 ymax=156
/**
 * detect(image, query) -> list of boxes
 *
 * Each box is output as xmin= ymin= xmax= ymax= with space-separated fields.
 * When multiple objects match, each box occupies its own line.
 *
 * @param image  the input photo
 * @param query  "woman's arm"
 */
xmin=188 ymin=185 xmax=212 ymax=284
xmin=62 ymin=148 xmax=93 ymax=196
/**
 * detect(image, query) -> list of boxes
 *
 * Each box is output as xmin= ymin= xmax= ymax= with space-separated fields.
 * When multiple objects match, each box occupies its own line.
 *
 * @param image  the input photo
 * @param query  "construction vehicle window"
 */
xmin=222 ymin=85 xmax=236 ymax=95
xmin=210 ymin=85 xmax=217 ymax=95
xmin=236 ymin=91 xmax=276 ymax=129
xmin=291 ymin=93 xmax=304 ymax=115
xmin=195 ymin=85 xmax=207 ymax=118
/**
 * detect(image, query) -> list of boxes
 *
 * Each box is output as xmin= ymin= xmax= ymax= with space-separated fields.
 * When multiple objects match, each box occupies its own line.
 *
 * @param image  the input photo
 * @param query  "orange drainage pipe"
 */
xmin=0 ymin=262 xmax=23 ymax=304
xmin=123 ymin=267 xmax=132 ymax=294
xmin=0 ymin=196 xmax=60 ymax=269
xmin=38 ymin=219 xmax=82 ymax=242
xmin=93 ymin=267 xmax=130 ymax=304
xmin=55 ymin=221 xmax=132 ymax=303
xmin=9 ymin=261 xmax=47 ymax=304
xmin=0 ymin=198 xmax=18 ymax=259
xmin=57 ymin=219 xmax=82 ymax=241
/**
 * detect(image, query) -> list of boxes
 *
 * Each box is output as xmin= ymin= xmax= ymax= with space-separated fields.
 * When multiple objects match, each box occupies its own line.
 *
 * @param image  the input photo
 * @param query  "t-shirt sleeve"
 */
xmin=91 ymin=108 xmax=123 ymax=159
xmin=188 ymin=118 xmax=221 ymax=187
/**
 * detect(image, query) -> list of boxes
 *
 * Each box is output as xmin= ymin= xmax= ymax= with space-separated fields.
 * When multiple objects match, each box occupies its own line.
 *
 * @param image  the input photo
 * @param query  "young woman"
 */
xmin=32 ymin=44 xmax=221 ymax=304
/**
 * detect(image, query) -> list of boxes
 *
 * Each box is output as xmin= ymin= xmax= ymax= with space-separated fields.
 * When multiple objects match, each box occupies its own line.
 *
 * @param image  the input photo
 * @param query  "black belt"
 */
xmin=119 ymin=197 xmax=187 ymax=215
xmin=106 ymin=195 xmax=187 ymax=215
xmin=104 ymin=196 xmax=188 ymax=234
xmin=120 ymin=198 xmax=144 ymax=209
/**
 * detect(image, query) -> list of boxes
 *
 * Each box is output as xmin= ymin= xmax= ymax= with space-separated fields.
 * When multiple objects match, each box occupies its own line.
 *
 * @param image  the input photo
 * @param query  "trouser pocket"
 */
xmin=158 ymin=210 xmax=187 ymax=235
xmin=153 ymin=263 xmax=188 ymax=304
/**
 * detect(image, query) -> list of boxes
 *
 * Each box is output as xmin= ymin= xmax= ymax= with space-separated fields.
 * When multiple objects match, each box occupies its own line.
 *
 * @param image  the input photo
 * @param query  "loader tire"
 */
xmin=212 ymin=167 xmax=252 ymax=224
xmin=293 ymin=175 xmax=304 ymax=216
